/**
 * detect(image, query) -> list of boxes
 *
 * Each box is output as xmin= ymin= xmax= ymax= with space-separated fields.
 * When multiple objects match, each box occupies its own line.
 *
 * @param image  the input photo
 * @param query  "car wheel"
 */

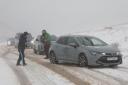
xmin=50 ymin=52 xmax=58 ymax=64
xmin=79 ymin=54 xmax=88 ymax=67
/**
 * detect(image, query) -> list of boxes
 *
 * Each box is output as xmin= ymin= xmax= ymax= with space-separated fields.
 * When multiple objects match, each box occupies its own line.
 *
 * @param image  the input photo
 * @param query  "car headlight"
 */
xmin=90 ymin=51 xmax=106 ymax=56
xmin=101 ymin=52 xmax=106 ymax=55
xmin=116 ymin=51 xmax=121 ymax=55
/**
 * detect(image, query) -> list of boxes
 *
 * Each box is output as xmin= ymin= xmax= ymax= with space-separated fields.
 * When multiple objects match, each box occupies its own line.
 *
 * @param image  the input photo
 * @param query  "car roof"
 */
xmin=60 ymin=34 xmax=94 ymax=38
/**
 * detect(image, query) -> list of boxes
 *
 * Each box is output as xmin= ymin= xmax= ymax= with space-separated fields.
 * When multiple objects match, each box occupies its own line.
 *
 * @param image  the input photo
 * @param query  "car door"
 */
xmin=55 ymin=37 xmax=68 ymax=60
xmin=64 ymin=37 xmax=79 ymax=62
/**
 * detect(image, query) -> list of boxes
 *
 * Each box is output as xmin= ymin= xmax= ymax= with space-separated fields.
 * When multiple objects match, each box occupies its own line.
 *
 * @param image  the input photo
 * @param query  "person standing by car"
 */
xmin=41 ymin=30 xmax=51 ymax=59
xmin=16 ymin=32 xmax=28 ymax=66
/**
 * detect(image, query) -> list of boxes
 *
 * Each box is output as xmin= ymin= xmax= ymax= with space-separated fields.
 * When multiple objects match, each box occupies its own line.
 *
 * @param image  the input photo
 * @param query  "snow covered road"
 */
xmin=0 ymin=58 xmax=20 ymax=85
xmin=25 ymin=48 xmax=128 ymax=85
xmin=1 ymin=44 xmax=128 ymax=85
xmin=0 ymin=45 xmax=76 ymax=85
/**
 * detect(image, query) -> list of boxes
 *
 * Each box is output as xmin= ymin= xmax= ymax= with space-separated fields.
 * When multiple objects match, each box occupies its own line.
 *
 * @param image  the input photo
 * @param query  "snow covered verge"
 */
xmin=8 ymin=53 xmax=75 ymax=85
xmin=0 ymin=58 xmax=20 ymax=85
xmin=76 ymin=25 xmax=128 ymax=57
xmin=0 ymin=45 xmax=20 ymax=85
xmin=0 ymin=44 xmax=75 ymax=85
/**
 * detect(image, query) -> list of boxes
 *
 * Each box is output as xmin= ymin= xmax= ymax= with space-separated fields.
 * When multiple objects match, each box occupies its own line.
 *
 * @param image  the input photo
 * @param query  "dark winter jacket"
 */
xmin=18 ymin=34 xmax=27 ymax=49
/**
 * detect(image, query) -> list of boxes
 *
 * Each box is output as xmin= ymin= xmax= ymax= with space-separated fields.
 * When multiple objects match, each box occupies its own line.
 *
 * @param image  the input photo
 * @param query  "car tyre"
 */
xmin=50 ymin=52 xmax=58 ymax=64
xmin=79 ymin=54 xmax=88 ymax=67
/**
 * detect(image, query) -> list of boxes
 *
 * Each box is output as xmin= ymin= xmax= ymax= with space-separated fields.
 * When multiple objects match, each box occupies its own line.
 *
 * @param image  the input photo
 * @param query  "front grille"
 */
xmin=98 ymin=56 xmax=121 ymax=63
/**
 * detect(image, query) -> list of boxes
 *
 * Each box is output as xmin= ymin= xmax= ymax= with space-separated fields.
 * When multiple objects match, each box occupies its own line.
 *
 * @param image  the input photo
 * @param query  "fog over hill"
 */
xmin=0 ymin=0 xmax=128 ymax=42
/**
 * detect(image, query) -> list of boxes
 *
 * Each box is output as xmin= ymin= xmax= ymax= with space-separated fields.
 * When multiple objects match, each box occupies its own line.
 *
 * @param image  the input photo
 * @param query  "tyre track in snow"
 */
xmin=57 ymin=64 xmax=128 ymax=85
xmin=110 ymin=66 xmax=128 ymax=74
xmin=25 ymin=50 xmax=121 ymax=85
xmin=57 ymin=65 xmax=120 ymax=85
xmin=3 ymin=47 xmax=76 ymax=85
xmin=91 ymin=69 xmax=128 ymax=85
xmin=10 ymin=47 xmax=90 ymax=85
xmin=0 ymin=46 xmax=31 ymax=85
xmin=28 ymin=48 xmax=128 ymax=85
xmin=29 ymin=52 xmax=128 ymax=85
xmin=118 ymin=66 xmax=128 ymax=69
xmin=9 ymin=46 xmax=128 ymax=85
xmin=3 ymin=57 xmax=32 ymax=85
xmin=26 ymin=55 xmax=90 ymax=85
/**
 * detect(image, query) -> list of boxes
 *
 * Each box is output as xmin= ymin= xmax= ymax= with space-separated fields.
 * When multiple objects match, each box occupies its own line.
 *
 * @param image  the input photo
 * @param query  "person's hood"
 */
xmin=85 ymin=45 xmax=120 ymax=53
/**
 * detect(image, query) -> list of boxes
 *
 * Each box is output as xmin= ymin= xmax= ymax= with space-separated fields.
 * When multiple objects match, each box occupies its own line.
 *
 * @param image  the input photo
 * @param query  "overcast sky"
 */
xmin=0 ymin=0 xmax=128 ymax=41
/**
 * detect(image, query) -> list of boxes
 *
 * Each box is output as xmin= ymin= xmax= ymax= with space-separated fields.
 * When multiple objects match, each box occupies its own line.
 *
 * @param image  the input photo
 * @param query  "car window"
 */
xmin=57 ymin=37 xmax=68 ymax=45
xmin=77 ymin=37 xmax=92 ymax=46
xmin=67 ymin=37 xmax=77 ymax=45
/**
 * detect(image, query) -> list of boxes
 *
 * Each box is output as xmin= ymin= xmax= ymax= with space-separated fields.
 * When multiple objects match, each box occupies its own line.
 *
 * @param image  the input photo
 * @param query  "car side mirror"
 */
xmin=69 ymin=43 xmax=78 ymax=48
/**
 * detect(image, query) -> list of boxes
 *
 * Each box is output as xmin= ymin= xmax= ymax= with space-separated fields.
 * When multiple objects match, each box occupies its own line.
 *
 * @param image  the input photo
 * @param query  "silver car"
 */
xmin=33 ymin=35 xmax=44 ymax=55
xmin=49 ymin=35 xmax=122 ymax=67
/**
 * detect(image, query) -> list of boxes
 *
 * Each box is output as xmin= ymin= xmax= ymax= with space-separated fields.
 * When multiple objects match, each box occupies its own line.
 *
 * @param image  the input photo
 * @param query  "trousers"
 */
xmin=17 ymin=48 xmax=26 ymax=65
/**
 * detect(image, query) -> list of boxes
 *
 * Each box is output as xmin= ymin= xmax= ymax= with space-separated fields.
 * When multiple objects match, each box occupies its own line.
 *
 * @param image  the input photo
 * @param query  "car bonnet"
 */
xmin=85 ymin=45 xmax=120 ymax=53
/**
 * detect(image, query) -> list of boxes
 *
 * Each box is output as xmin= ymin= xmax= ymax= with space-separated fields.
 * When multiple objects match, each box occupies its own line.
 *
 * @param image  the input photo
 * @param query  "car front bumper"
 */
xmin=96 ymin=55 xmax=122 ymax=66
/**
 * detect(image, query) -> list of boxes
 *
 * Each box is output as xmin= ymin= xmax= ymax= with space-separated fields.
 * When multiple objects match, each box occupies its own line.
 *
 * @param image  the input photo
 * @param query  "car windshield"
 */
xmin=89 ymin=37 xmax=108 ymax=46
xmin=77 ymin=36 xmax=108 ymax=46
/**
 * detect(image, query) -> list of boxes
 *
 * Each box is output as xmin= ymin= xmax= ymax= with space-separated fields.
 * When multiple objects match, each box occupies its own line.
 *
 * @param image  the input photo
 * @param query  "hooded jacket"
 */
xmin=41 ymin=32 xmax=51 ymax=44
xmin=18 ymin=34 xmax=27 ymax=49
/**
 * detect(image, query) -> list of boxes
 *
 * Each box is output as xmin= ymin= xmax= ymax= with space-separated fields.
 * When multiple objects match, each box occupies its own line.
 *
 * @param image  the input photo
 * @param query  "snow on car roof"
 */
xmin=60 ymin=34 xmax=94 ymax=38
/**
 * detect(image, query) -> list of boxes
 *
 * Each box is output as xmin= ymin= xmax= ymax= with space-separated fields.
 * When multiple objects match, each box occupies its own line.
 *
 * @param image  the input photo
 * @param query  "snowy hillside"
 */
xmin=77 ymin=25 xmax=128 ymax=57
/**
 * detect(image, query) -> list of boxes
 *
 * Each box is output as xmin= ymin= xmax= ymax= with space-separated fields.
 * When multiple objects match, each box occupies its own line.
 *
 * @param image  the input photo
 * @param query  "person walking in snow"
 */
xmin=41 ymin=30 xmax=51 ymax=59
xmin=16 ymin=32 xmax=28 ymax=66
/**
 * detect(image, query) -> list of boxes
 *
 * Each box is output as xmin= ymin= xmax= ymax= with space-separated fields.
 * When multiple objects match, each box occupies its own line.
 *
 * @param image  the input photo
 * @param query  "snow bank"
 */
xmin=77 ymin=25 xmax=128 ymax=57
xmin=0 ymin=42 xmax=7 ymax=46
xmin=6 ymin=53 xmax=75 ymax=85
